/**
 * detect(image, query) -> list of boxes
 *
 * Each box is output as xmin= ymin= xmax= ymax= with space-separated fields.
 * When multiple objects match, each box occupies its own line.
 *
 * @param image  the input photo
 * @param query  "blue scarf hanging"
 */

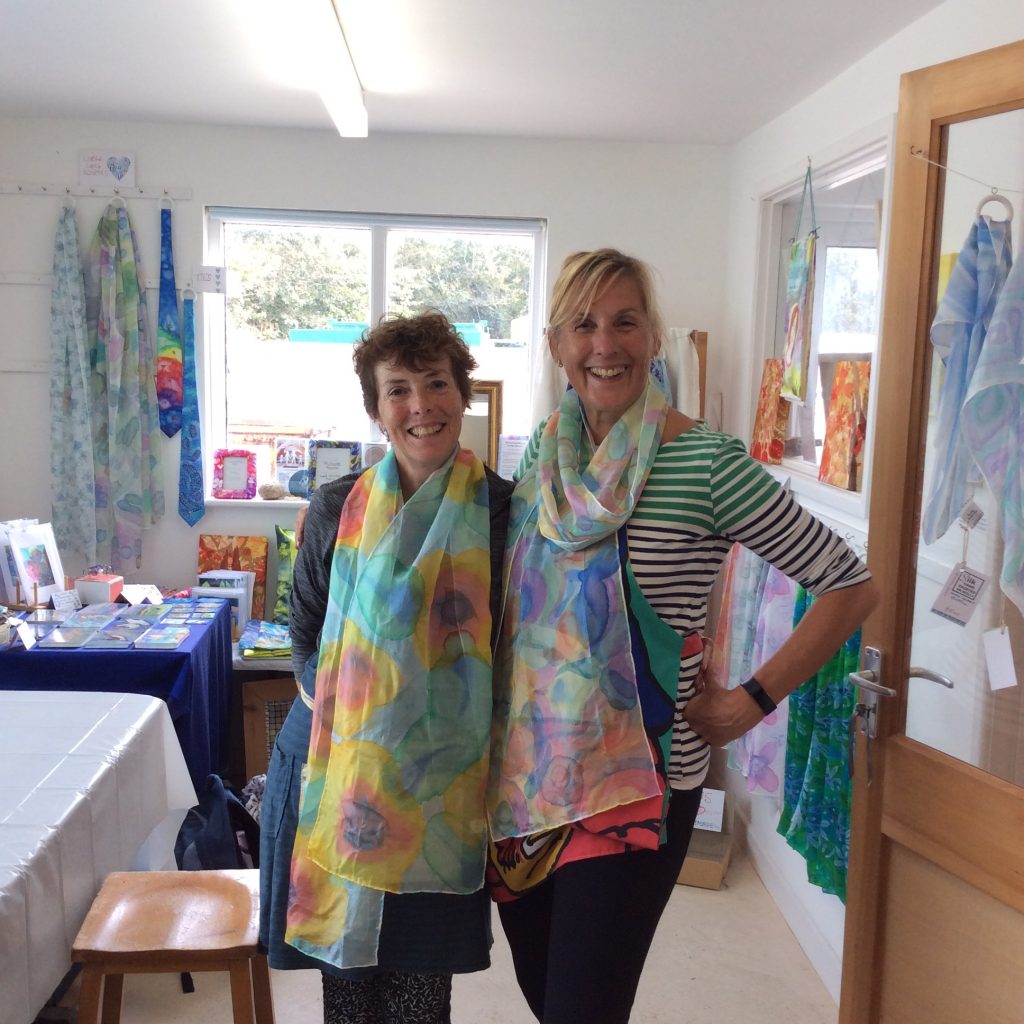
xmin=156 ymin=205 xmax=183 ymax=436
xmin=178 ymin=293 xmax=205 ymax=525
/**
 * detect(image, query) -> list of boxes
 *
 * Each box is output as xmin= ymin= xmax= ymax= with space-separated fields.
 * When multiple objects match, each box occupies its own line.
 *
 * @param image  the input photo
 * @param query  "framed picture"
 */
xmin=0 ymin=519 xmax=39 ymax=603
xmin=463 ymin=380 xmax=503 ymax=468
xmin=8 ymin=522 xmax=66 ymax=606
xmin=308 ymin=440 xmax=361 ymax=496
xmin=212 ymin=448 xmax=257 ymax=499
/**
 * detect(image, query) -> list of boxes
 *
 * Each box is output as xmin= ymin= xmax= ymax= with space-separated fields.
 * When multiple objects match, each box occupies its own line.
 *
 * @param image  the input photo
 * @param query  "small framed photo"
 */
xmin=0 ymin=518 xmax=39 ymax=603
xmin=308 ymin=440 xmax=361 ymax=496
xmin=212 ymin=448 xmax=257 ymax=499
xmin=463 ymin=380 xmax=503 ymax=468
xmin=8 ymin=522 xmax=66 ymax=606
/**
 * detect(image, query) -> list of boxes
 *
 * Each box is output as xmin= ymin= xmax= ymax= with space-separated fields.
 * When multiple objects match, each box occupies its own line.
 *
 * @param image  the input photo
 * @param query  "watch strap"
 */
xmin=740 ymin=676 xmax=777 ymax=716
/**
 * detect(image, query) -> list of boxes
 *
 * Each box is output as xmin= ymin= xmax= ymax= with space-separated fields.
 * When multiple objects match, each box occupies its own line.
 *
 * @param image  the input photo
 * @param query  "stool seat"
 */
xmin=73 ymin=869 xmax=274 ymax=1024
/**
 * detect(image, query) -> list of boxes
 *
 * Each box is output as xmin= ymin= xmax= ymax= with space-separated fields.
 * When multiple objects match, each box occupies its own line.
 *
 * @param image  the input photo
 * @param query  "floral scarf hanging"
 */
xmin=156 ymin=203 xmax=183 ymax=436
xmin=778 ymin=586 xmax=861 ymax=902
xmin=49 ymin=204 xmax=97 ymax=567
xmin=731 ymin=564 xmax=796 ymax=795
xmin=286 ymin=447 xmax=492 ymax=969
xmin=780 ymin=164 xmax=819 ymax=404
xmin=85 ymin=202 xmax=164 ymax=571
xmin=922 ymin=214 xmax=1012 ymax=544
xmin=962 ymin=228 xmax=1024 ymax=616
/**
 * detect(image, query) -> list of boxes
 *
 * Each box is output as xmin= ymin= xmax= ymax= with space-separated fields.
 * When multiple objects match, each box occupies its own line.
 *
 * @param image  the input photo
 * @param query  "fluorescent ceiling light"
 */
xmin=318 ymin=0 xmax=368 ymax=137
xmin=825 ymin=156 xmax=886 ymax=191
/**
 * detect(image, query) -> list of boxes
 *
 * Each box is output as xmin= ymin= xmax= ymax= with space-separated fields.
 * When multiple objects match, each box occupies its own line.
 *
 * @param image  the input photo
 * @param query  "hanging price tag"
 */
xmin=930 ymin=563 xmax=989 ymax=626
xmin=983 ymin=628 xmax=1018 ymax=690
xmin=958 ymin=499 xmax=984 ymax=529
xmin=194 ymin=266 xmax=226 ymax=294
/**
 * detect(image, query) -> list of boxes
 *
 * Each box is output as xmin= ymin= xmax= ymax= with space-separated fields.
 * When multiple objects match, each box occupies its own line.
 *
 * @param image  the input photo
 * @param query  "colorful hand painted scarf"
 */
xmin=49 ymin=204 xmax=97 ymax=566
xmin=778 ymin=587 xmax=861 ymax=902
xmin=780 ymin=166 xmax=819 ymax=405
xmin=922 ymin=215 xmax=1012 ymax=543
xmin=177 ymin=294 xmax=205 ymax=525
xmin=962 ymin=230 xmax=1024 ymax=616
xmin=85 ymin=202 xmax=164 ymax=571
xmin=156 ymin=206 xmax=183 ymax=436
xmin=488 ymin=383 xmax=668 ymax=843
xmin=286 ymin=447 xmax=492 ymax=968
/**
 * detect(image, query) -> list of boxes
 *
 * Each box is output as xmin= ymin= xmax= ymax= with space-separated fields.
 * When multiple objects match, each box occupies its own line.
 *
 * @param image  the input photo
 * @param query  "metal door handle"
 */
xmin=848 ymin=668 xmax=897 ymax=699
xmin=908 ymin=666 xmax=954 ymax=689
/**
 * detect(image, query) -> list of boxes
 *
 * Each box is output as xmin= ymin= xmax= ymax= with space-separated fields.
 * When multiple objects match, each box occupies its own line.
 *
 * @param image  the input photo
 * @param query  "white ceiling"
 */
xmin=0 ymin=0 xmax=946 ymax=145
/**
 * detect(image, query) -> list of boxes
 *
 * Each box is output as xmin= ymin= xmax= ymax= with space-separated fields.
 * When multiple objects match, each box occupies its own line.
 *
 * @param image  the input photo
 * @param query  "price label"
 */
xmin=931 ymin=564 xmax=988 ymax=627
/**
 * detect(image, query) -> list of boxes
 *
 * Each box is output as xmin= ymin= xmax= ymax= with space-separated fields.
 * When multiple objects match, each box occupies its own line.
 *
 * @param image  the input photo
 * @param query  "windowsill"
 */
xmin=766 ymin=459 xmax=869 ymax=535
xmin=203 ymin=496 xmax=309 ymax=509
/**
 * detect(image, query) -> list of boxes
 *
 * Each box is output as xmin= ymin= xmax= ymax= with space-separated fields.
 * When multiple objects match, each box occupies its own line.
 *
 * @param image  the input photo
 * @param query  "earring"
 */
xmin=557 ymin=360 xmax=564 ymax=368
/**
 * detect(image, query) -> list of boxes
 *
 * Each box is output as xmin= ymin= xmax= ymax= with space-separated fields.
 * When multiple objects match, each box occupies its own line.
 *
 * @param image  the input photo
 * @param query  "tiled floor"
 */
xmin=111 ymin=849 xmax=837 ymax=1023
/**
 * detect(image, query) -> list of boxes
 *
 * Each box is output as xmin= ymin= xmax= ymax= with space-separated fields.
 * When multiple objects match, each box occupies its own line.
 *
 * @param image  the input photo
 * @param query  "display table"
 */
xmin=0 ymin=691 xmax=197 ymax=1024
xmin=0 ymin=602 xmax=232 ymax=790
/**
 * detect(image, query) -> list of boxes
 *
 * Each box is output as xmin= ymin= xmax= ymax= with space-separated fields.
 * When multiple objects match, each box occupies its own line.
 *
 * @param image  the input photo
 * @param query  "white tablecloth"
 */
xmin=0 ymin=691 xmax=197 ymax=1024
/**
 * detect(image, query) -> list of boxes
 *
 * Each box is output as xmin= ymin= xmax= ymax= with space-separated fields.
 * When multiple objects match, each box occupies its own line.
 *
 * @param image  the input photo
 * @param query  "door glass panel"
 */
xmin=906 ymin=109 xmax=1024 ymax=785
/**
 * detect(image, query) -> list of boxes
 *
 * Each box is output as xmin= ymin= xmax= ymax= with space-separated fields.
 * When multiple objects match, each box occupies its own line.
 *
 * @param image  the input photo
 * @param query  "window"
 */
xmin=204 ymin=209 xmax=545 ymax=484
xmin=763 ymin=154 xmax=886 ymax=497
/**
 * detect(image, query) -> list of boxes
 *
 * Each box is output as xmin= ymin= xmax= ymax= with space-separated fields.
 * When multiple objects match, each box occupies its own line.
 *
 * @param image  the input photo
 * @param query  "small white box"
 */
xmin=74 ymin=573 xmax=124 ymax=605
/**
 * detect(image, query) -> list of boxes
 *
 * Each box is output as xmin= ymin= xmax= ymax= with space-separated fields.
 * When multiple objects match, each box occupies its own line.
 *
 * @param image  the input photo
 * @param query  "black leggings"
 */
xmin=497 ymin=787 xmax=703 ymax=1024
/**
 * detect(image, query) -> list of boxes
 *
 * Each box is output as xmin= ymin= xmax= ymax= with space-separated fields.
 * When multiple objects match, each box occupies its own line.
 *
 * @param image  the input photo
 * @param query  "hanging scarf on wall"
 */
xmin=778 ymin=587 xmax=861 ymax=902
xmin=962 ymin=230 xmax=1023 ymax=616
xmin=921 ymin=215 xmax=1012 ymax=543
xmin=713 ymin=544 xmax=793 ymax=796
xmin=177 ymin=293 xmax=205 ymax=525
xmin=49 ymin=204 xmax=97 ymax=568
xmin=156 ymin=204 xmax=183 ymax=436
xmin=488 ymin=384 xmax=668 ymax=841
xmin=750 ymin=357 xmax=789 ymax=464
xmin=85 ymin=202 xmax=165 ymax=571
xmin=286 ymin=447 xmax=492 ymax=969
xmin=780 ymin=165 xmax=819 ymax=404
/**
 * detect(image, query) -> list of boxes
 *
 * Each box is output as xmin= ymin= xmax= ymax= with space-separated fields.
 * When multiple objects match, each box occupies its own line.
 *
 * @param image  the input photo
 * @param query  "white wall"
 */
xmin=0 ymin=120 xmax=728 ymax=586
xmin=719 ymin=0 xmax=1024 ymax=1002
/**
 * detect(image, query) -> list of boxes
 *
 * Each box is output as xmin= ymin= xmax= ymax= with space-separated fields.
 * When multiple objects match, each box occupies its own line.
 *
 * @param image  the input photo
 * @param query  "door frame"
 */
xmin=839 ymin=38 xmax=1024 ymax=1023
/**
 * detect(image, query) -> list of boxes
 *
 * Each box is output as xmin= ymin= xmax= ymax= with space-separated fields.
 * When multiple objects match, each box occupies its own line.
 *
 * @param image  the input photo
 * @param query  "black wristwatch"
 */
xmin=740 ymin=676 xmax=777 ymax=716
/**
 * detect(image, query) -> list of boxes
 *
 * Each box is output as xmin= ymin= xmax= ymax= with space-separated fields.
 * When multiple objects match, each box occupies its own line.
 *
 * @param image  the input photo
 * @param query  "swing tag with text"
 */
xmin=930 ymin=564 xmax=988 ymax=627
xmin=958 ymin=499 xmax=984 ymax=529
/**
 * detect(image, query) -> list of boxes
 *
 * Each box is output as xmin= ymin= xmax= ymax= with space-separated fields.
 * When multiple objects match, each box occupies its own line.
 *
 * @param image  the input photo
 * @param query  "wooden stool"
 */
xmin=72 ymin=869 xmax=275 ymax=1024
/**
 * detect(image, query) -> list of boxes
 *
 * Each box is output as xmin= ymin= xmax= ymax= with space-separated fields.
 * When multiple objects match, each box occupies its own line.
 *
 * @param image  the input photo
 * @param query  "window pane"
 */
xmin=818 ymin=246 xmax=879 ymax=355
xmin=386 ymin=229 xmax=534 ymax=433
xmin=223 ymin=223 xmax=372 ymax=472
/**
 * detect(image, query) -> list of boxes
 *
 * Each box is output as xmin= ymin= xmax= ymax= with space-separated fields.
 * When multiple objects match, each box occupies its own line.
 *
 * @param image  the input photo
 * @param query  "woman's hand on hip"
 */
xmin=683 ymin=679 xmax=764 ymax=747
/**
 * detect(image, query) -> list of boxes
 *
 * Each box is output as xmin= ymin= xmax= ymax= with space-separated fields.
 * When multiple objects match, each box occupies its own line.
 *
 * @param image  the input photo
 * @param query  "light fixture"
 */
xmin=318 ymin=0 xmax=368 ymax=138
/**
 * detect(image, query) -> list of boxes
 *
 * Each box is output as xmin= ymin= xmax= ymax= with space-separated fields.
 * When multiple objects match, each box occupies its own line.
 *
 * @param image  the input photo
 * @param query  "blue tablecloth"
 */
xmin=0 ymin=603 xmax=232 ymax=790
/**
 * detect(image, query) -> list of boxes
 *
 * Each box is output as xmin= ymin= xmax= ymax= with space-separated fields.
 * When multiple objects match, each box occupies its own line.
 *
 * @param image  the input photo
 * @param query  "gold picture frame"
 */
xmin=464 ymin=380 xmax=503 ymax=468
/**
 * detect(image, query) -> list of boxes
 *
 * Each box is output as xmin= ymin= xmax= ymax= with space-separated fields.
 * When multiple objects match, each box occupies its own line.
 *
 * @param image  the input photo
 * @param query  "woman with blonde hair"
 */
xmin=488 ymin=248 xmax=878 ymax=1023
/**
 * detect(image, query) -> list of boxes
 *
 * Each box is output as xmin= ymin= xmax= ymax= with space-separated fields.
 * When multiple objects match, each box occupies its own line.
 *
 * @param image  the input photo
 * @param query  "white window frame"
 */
xmin=749 ymin=131 xmax=894 ymax=527
xmin=202 ymin=208 xmax=547 ymax=496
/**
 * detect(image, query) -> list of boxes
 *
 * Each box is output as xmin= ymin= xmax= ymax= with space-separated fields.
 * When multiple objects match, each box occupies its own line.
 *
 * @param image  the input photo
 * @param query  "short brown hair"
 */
xmin=352 ymin=311 xmax=478 ymax=418
xmin=547 ymin=248 xmax=666 ymax=352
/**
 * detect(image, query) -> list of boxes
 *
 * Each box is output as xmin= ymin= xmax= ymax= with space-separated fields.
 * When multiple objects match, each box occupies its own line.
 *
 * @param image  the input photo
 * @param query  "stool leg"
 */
xmin=77 ymin=966 xmax=104 ymax=1024
xmin=229 ymin=960 xmax=256 ymax=1024
xmin=251 ymin=955 xmax=276 ymax=1024
xmin=100 ymin=973 xmax=124 ymax=1024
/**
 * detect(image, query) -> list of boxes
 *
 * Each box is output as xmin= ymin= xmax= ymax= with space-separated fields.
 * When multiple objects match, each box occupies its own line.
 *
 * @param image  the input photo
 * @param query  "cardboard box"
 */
xmin=74 ymin=573 xmax=124 ymax=605
xmin=677 ymin=829 xmax=733 ymax=890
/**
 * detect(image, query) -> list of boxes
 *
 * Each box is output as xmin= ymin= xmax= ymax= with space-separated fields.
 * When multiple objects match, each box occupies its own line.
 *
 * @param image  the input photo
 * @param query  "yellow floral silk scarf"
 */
xmin=286 ymin=447 xmax=492 ymax=968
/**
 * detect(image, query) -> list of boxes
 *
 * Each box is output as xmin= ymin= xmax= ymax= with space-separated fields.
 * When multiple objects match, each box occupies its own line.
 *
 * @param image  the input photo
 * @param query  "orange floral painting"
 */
xmin=197 ymin=534 xmax=269 ymax=620
xmin=818 ymin=360 xmax=871 ymax=491
xmin=750 ymin=358 xmax=789 ymax=464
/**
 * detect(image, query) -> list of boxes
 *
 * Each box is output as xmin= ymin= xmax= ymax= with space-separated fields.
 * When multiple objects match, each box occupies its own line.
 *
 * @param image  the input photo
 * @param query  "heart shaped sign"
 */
xmin=106 ymin=156 xmax=132 ymax=181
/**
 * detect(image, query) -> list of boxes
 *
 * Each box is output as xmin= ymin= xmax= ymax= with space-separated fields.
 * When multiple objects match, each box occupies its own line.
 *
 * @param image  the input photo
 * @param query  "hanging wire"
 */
xmin=909 ymin=145 xmax=1024 ymax=195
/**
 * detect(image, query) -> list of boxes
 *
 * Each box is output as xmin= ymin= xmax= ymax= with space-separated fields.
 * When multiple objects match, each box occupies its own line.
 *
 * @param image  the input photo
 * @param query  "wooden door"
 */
xmin=840 ymin=39 xmax=1024 ymax=1023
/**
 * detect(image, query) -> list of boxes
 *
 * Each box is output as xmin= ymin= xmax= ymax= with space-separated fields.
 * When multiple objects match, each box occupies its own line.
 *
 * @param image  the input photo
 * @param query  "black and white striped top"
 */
xmin=519 ymin=423 xmax=871 ymax=790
